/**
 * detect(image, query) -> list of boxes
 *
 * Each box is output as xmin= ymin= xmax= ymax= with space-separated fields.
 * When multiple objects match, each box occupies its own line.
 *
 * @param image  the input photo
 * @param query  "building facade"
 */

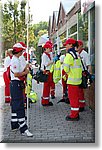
xmin=48 ymin=0 xmax=95 ymax=110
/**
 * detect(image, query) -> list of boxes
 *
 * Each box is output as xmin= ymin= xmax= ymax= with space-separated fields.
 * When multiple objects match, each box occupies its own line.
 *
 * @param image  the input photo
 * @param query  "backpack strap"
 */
xmin=68 ymin=50 xmax=78 ymax=59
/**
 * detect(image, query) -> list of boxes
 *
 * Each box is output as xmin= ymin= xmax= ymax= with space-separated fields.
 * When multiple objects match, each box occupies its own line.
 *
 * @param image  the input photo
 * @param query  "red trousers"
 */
xmin=68 ymin=84 xmax=80 ymax=118
xmin=79 ymin=87 xmax=85 ymax=108
xmin=50 ymin=80 xmax=55 ymax=96
xmin=3 ymin=72 xmax=11 ymax=103
xmin=41 ymin=72 xmax=53 ymax=105
xmin=62 ymin=70 xmax=68 ymax=99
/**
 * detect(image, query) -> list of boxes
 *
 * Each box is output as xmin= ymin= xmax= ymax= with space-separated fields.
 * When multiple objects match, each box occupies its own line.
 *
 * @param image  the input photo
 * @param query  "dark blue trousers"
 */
xmin=10 ymin=80 xmax=28 ymax=133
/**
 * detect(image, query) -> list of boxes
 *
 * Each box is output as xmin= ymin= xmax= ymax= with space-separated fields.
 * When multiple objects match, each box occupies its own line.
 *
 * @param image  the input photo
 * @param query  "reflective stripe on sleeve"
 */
xmin=70 ymin=65 xmax=81 ymax=69
xmin=63 ymin=64 xmax=70 ymax=67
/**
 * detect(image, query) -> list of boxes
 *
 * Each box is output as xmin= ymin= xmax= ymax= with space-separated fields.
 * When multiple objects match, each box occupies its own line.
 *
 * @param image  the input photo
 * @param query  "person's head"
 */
xmin=76 ymin=40 xmax=83 ymax=52
xmin=63 ymin=38 xmax=78 ymax=51
xmin=43 ymin=43 xmax=52 ymax=53
xmin=46 ymin=40 xmax=53 ymax=52
xmin=12 ymin=43 xmax=26 ymax=57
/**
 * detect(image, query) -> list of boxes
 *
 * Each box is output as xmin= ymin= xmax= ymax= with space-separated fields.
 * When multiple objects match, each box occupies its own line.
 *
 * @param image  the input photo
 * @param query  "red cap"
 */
xmin=19 ymin=42 xmax=27 ymax=48
xmin=63 ymin=38 xmax=76 ymax=46
xmin=77 ymin=40 xmax=83 ymax=46
xmin=46 ymin=40 xmax=53 ymax=47
xmin=46 ymin=41 xmax=53 ymax=52
xmin=43 ymin=43 xmax=52 ymax=49
xmin=13 ymin=43 xmax=26 ymax=52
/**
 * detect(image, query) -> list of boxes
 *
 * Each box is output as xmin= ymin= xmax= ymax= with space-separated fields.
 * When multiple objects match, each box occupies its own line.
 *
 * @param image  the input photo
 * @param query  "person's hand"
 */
xmin=24 ymin=68 xmax=29 ymax=75
xmin=53 ymin=56 xmax=58 ymax=63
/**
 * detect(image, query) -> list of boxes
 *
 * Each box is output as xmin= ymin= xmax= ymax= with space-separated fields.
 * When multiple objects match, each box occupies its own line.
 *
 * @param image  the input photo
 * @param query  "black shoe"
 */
xmin=51 ymin=95 xmax=55 ymax=99
xmin=65 ymin=98 xmax=70 ymax=104
xmin=57 ymin=98 xmax=70 ymax=104
xmin=65 ymin=115 xmax=80 ymax=121
xmin=42 ymin=102 xmax=53 ymax=106
xmin=79 ymin=107 xmax=85 ymax=112
xmin=57 ymin=98 xmax=65 ymax=103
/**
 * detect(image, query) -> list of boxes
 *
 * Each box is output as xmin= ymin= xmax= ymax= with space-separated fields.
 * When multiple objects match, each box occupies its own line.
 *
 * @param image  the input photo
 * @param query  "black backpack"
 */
xmin=33 ymin=69 xmax=48 ymax=83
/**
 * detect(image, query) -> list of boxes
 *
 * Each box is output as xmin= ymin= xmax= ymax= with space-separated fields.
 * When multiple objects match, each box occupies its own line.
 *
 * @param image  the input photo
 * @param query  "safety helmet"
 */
xmin=29 ymin=91 xmax=38 ymax=103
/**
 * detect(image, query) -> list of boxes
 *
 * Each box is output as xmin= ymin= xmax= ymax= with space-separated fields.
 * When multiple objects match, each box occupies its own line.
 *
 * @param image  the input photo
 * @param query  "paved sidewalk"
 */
xmin=0 ymin=78 xmax=95 ymax=143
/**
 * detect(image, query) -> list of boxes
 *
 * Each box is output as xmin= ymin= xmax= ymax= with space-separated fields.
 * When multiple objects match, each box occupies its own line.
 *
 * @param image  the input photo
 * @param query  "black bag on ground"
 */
xmin=33 ymin=69 xmax=48 ymax=82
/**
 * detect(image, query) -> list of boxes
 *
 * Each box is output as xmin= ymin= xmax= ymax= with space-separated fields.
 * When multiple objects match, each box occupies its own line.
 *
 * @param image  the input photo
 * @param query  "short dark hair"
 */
xmin=72 ymin=41 xmax=79 ymax=48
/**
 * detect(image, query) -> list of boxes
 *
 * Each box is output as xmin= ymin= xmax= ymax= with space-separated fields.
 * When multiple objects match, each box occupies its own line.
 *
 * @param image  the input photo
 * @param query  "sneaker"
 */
xmin=22 ymin=130 xmax=33 ymax=137
xmin=65 ymin=115 xmax=80 ymax=121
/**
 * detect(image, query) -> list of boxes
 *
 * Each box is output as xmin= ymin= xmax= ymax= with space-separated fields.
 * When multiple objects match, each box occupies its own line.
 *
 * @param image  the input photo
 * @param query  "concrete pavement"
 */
xmin=0 ymin=68 xmax=95 ymax=143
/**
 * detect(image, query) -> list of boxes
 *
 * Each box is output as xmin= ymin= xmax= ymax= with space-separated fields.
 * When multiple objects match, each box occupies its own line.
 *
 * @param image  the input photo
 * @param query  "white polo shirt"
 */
xmin=41 ymin=53 xmax=52 ymax=71
xmin=10 ymin=56 xmax=22 ymax=80
xmin=19 ymin=55 xmax=27 ymax=72
xmin=80 ymin=50 xmax=91 ymax=70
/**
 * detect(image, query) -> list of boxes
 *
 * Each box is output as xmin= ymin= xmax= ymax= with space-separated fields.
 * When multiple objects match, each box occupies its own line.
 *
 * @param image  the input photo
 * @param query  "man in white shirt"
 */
xmin=76 ymin=40 xmax=92 ymax=112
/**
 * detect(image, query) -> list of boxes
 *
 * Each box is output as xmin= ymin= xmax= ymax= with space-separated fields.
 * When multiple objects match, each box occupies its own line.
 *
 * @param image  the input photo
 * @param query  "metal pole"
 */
xmin=57 ymin=29 xmax=60 ymax=55
xmin=26 ymin=0 xmax=29 ymax=127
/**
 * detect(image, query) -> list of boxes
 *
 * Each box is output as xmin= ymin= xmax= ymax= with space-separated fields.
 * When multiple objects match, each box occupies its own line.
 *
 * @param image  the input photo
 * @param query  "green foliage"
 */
xmin=2 ymin=0 xmax=48 ymax=62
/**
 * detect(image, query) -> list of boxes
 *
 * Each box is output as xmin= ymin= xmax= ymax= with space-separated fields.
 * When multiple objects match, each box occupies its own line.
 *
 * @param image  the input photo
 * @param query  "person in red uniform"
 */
xmin=46 ymin=40 xmax=55 ymax=99
xmin=63 ymin=38 xmax=82 ymax=121
xmin=3 ymin=49 xmax=13 ymax=103
xmin=41 ymin=42 xmax=54 ymax=106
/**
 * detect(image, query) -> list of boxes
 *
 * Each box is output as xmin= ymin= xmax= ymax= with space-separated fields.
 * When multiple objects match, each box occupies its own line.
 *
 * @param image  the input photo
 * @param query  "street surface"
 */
xmin=0 ymin=67 xmax=95 ymax=143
